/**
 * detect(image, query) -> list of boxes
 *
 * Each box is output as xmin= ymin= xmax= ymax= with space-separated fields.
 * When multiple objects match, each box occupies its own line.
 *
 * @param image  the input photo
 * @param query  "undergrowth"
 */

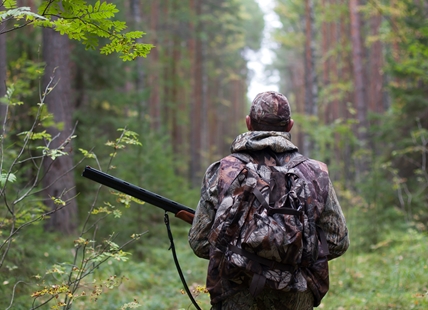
xmin=2 ymin=204 xmax=428 ymax=309
xmin=322 ymin=207 xmax=428 ymax=310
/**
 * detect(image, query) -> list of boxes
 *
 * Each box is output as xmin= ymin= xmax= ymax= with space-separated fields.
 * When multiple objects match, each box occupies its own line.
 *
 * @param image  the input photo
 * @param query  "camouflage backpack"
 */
xmin=208 ymin=152 xmax=329 ymax=297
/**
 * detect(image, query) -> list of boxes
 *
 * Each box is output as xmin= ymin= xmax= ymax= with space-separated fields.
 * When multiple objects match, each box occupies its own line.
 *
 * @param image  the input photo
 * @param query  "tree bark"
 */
xmin=171 ymin=0 xmax=181 ymax=159
xmin=42 ymin=27 xmax=77 ymax=235
xmin=349 ymin=0 xmax=367 ymax=141
xmin=303 ymin=0 xmax=318 ymax=156
xmin=200 ymin=15 xmax=208 ymax=171
xmin=331 ymin=0 xmax=339 ymax=124
xmin=339 ymin=0 xmax=354 ymax=188
xmin=0 ymin=4 xmax=7 ymax=124
xmin=189 ymin=0 xmax=203 ymax=187
xmin=148 ymin=0 xmax=160 ymax=131
xmin=130 ymin=0 xmax=146 ymax=121
xmin=288 ymin=56 xmax=305 ymax=152
xmin=349 ymin=0 xmax=368 ymax=174
xmin=368 ymin=12 xmax=384 ymax=114
xmin=322 ymin=0 xmax=331 ymax=123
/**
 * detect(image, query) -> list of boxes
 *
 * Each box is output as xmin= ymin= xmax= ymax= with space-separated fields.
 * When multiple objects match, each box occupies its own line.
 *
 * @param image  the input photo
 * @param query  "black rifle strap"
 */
xmin=164 ymin=212 xmax=201 ymax=310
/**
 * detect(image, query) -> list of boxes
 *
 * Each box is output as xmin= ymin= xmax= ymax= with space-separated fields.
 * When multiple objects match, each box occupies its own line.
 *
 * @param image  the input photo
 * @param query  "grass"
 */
xmin=321 ymin=207 xmax=428 ymax=310
xmin=1 ymin=208 xmax=428 ymax=309
xmin=62 ymin=222 xmax=212 ymax=310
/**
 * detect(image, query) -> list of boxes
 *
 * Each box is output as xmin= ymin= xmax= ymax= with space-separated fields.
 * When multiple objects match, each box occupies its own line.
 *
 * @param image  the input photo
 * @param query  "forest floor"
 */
xmin=71 ymin=218 xmax=428 ymax=310
xmin=1 ymin=208 xmax=428 ymax=309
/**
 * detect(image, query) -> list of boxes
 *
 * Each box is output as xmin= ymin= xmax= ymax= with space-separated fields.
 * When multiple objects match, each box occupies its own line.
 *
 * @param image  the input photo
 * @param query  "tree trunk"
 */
xmin=171 ymin=0 xmax=181 ymax=159
xmin=0 ymin=4 xmax=7 ymax=124
xmin=288 ymin=56 xmax=305 ymax=151
xmin=339 ymin=0 xmax=354 ymax=188
xmin=330 ymin=0 xmax=339 ymax=123
xmin=200 ymin=19 xmax=208 ymax=170
xmin=130 ymin=0 xmax=146 ymax=121
xmin=214 ymin=78 xmax=225 ymax=156
xmin=349 ymin=0 xmax=368 ymax=174
xmin=322 ymin=0 xmax=331 ymax=123
xmin=148 ymin=0 xmax=160 ymax=131
xmin=368 ymin=12 xmax=383 ymax=114
xmin=349 ymin=0 xmax=367 ymax=141
xmin=42 ymin=27 xmax=77 ymax=235
xmin=303 ymin=0 xmax=318 ymax=156
xmin=189 ymin=0 xmax=203 ymax=187
xmin=331 ymin=1 xmax=341 ymax=169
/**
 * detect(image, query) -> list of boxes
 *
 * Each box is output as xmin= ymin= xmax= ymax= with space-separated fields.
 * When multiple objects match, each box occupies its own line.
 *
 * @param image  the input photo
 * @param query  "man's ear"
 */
xmin=246 ymin=115 xmax=253 ymax=131
xmin=286 ymin=119 xmax=294 ymax=132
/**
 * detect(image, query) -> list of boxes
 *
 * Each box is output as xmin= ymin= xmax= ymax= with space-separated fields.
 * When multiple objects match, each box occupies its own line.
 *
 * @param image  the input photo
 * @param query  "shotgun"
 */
xmin=82 ymin=166 xmax=195 ymax=224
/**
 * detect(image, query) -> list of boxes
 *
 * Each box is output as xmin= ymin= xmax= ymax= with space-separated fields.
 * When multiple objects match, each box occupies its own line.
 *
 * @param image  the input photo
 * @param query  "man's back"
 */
xmin=190 ymin=92 xmax=349 ymax=309
xmin=189 ymin=130 xmax=349 ymax=309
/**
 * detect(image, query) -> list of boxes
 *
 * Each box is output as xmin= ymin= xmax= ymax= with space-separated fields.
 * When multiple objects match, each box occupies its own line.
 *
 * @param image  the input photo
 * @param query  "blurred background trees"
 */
xmin=272 ymin=0 xmax=428 ymax=233
xmin=1 ymin=0 xmax=427 ymax=308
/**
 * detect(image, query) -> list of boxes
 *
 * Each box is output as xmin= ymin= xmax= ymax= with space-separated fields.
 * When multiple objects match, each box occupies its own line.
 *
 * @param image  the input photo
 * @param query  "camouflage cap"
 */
xmin=249 ymin=91 xmax=291 ymax=131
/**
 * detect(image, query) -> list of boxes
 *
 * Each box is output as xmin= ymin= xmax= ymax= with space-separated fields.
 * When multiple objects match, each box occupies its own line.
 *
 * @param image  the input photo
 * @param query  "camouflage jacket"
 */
xmin=189 ymin=131 xmax=349 ymax=306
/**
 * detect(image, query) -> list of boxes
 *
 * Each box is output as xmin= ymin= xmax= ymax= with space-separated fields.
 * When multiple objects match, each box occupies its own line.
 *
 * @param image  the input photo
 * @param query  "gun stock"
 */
xmin=82 ymin=166 xmax=195 ymax=224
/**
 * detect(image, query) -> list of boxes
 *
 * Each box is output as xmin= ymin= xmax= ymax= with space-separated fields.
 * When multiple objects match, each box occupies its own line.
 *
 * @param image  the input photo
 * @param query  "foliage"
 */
xmin=356 ymin=0 xmax=428 ymax=231
xmin=3 ymin=0 xmax=428 ymax=308
xmin=0 ymin=66 xmax=151 ymax=308
xmin=324 ymin=203 xmax=428 ymax=310
xmin=239 ymin=0 xmax=265 ymax=52
xmin=0 ymin=0 xmax=153 ymax=61
xmin=0 ymin=77 xmax=67 ymax=258
xmin=272 ymin=0 xmax=428 ymax=232
xmin=0 ymin=223 xmax=211 ymax=309
xmin=0 ymin=48 xmax=202 ymax=307
xmin=4 ymin=197 xmax=428 ymax=309
xmin=292 ymin=113 xmax=357 ymax=179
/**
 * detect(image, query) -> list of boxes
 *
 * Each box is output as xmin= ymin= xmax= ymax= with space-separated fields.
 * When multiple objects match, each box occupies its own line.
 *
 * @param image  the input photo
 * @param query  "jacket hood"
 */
xmin=230 ymin=131 xmax=298 ymax=153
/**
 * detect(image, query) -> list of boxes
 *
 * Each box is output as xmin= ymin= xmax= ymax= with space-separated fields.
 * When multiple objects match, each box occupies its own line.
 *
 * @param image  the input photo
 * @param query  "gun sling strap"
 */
xmin=164 ymin=212 xmax=202 ymax=310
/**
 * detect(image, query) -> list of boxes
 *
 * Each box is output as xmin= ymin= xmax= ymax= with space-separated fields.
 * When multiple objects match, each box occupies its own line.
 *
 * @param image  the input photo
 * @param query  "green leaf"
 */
xmin=30 ymin=0 xmax=153 ymax=60
xmin=18 ymin=130 xmax=52 ymax=141
xmin=3 ymin=0 xmax=18 ymax=9
xmin=0 ymin=172 xmax=17 ymax=186
xmin=79 ymin=148 xmax=96 ymax=159
xmin=0 ymin=7 xmax=47 ymax=21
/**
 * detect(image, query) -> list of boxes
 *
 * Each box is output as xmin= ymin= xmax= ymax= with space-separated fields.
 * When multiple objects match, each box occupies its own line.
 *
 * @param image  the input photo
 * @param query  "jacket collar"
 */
xmin=230 ymin=131 xmax=298 ymax=153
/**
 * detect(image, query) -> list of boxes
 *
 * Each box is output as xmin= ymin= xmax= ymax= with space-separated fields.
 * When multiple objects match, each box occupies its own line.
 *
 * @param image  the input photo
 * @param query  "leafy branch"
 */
xmin=0 ymin=0 xmax=153 ymax=60
xmin=1 ymin=63 xmax=146 ymax=308
xmin=29 ymin=232 xmax=146 ymax=309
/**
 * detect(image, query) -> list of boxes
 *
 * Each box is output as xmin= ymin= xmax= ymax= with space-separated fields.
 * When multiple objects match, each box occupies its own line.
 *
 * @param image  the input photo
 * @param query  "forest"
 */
xmin=0 ymin=0 xmax=427 ymax=309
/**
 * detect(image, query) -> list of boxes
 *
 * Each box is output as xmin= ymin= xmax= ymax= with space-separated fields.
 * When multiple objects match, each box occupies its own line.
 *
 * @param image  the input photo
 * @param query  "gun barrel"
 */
xmin=82 ymin=166 xmax=195 ymax=215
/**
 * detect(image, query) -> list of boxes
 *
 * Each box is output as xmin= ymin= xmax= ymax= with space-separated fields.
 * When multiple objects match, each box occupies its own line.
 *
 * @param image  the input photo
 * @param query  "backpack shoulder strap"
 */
xmin=284 ymin=153 xmax=308 ymax=170
xmin=218 ymin=153 xmax=250 ymax=201
xmin=284 ymin=154 xmax=331 ymax=257
xmin=229 ymin=152 xmax=252 ymax=164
